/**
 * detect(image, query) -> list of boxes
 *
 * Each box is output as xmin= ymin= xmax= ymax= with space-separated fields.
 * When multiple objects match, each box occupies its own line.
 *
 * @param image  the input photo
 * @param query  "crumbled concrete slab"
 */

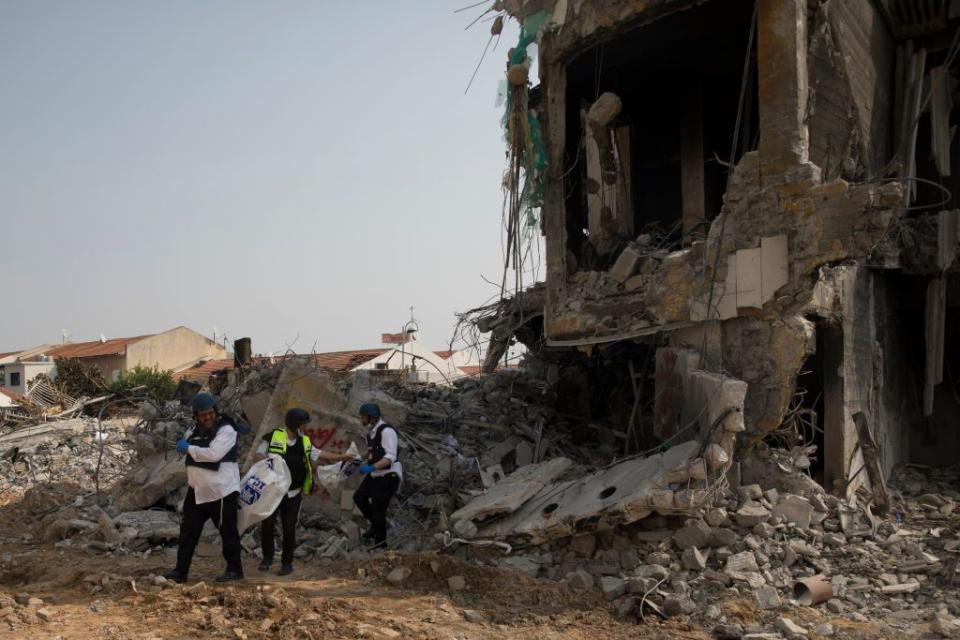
xmin=451 ymin=457 xmax=573 ymax=523
xmin=772 ymin=494 xmax=813 ymax=529
xmin=476 ymin=441 xmax=702 ymax=543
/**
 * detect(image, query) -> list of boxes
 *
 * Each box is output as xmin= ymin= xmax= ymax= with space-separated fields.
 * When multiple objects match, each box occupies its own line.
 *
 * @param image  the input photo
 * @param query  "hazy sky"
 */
xmin=0 ymin=1 xmax=525 ymax=354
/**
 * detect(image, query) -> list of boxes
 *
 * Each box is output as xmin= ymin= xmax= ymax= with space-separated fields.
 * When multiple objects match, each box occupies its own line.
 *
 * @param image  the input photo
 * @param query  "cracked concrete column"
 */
xmin=757 ymin=0 xmax=810 ymax=180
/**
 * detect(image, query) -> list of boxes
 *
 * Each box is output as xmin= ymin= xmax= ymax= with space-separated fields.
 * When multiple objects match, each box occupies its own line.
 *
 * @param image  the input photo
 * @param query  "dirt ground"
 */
xmin=0 ymin=483 xmax=904 ymax=639
xmin=0 ymin=538 xmax=904 ymax=640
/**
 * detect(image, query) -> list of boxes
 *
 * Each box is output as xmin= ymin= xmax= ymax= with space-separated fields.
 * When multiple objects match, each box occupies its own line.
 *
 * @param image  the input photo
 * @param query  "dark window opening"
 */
xmin=910 ymin=50 xmax=960 ymax=213
xmin=563 ymin=0 xmax=759 ymax=270
xmin=9 ymin=372 xmax=21 ymax=387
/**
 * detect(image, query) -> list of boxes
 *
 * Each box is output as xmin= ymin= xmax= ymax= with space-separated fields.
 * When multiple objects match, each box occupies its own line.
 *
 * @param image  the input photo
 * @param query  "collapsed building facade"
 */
xmin=488 ymin=0 xmax=960 ymax=499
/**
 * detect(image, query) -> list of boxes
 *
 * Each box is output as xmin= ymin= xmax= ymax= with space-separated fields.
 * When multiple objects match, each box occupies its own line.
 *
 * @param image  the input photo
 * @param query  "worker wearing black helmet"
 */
xmin=353 ymin=402 xmax=402 ymax=550
xmin=253 ymin=407 xmax=353 ymax=575
xmin=164 ymin=392 xmax=243 ymax=584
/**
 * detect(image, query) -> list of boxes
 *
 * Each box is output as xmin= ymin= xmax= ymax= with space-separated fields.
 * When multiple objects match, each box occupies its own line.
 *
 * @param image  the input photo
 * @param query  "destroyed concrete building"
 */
xmin=488 ymin=0 xmax=960 ymax=502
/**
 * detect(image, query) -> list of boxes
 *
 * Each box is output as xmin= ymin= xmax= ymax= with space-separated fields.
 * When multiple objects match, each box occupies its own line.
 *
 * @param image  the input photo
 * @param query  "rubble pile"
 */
xmin=433 ymin=457 xmax=960 ymax=638
xmin=0 ymin=417 xmax=138 ymax=511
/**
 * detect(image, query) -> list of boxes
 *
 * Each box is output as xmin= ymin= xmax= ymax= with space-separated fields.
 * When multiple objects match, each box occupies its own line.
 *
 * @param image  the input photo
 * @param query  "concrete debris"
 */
xmin=450 ymin=457 xmax=573 ymax=523
xmin=754 ymin=586 xmax=782 ymax=610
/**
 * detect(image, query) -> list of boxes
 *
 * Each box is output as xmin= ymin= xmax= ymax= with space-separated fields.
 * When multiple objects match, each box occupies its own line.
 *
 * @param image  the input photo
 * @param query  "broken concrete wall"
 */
xmin=807 ymin=0 xmax=895 ymax=180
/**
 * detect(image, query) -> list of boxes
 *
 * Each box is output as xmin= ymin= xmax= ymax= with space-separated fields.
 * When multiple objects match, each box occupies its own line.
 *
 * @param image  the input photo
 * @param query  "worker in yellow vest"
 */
xmin=253 ymin=408 xmax=352 ymax=575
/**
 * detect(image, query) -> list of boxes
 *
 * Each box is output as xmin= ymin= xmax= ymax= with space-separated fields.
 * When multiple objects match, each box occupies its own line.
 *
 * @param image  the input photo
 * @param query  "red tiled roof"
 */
xmin=47 ymin=335 xmax=153 ymax=359
xmin=308 ymin=349 xmax=389 ymax=372
xmin=0 ymin=351 xmax=19 ymax=360
xmin=434 ymin=350 xmax=456 ymax=360
xmin=173 ymin=358 xmax=235 ymax=382
xmin=0 ymin=387 xmax=24 ymax=402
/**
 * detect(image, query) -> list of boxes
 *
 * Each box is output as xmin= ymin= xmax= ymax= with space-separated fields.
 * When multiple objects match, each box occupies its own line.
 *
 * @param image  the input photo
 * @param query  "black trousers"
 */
xmin=260 ymin=492 xmax=302 ymax=565
xmin=175 ymin=488 xmax=243 ymax=577
xmin=353 ymin=473 xmax=400 ymax=545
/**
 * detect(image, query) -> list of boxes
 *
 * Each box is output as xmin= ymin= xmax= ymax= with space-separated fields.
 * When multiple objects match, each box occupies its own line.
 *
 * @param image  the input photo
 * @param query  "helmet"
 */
xmin=285 ymin=408 xmax=311 ymax=429
xmin=191 ymin=392 xmax=216 ymax=413
xmin=358 ymin=402 xmax=381 ymax=418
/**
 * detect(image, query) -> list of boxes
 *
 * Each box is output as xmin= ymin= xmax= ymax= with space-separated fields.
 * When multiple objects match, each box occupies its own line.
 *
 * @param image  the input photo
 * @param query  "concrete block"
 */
xmin=754 ymin=585 xmax=782 ymax=610
xmin=735 ymin=247 xmax=762 ymax=309
xmin=599 ymin=576 xmax=627 ymax=601
xmin=610 ymin=246 xmax=642 ymax=283
xmin=772 ymin=494 xmax=813 ymax=529
xmin=761 ymin=235 xmax=789 ymax=301
xmin=566 ymin=569 xmax=595 ymax=590
xmin=682 ymin=546 xmax=707 ymax=571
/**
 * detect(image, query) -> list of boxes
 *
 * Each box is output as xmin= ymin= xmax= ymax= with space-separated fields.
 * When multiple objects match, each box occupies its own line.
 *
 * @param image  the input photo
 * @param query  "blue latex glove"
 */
xmin=359 ymin=464 xmax=375 ymax=474
xmin=176 ymin=439 xmax=190 ymax=454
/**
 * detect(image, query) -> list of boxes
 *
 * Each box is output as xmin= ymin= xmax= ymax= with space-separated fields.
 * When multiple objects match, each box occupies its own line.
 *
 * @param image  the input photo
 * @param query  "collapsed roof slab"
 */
xmin=451 ymin=457 xmax=573 ymax=522
xmin=473 ymin=440 xmax=706 ymax=544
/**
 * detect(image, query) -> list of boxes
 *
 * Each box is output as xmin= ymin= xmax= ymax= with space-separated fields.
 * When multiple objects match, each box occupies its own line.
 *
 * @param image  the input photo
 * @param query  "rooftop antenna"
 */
xmin=99 ymin=333 xmax=106 ymax=343
xmin=213 ymin=324 xmax=220 ymax=343
xmin=61 ymin=329 xmax=71 ymax=344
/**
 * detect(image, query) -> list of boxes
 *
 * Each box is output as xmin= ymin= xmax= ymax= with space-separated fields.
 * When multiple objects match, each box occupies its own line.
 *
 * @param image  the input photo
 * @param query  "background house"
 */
xmin=0 ymin=326 xmax=228 ymax=392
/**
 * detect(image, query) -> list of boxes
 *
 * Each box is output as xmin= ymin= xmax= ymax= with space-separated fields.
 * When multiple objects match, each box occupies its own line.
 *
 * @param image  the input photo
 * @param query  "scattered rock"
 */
xmin=447 ymin=575 xmax=466 ymax=591
xmin=599 ymin=576 xmax=626 ymax=601
xmin=754 ymin=585 xmax=782 ymax=610
xmin=682 ymin=547 xmax=707 ymax=571
xmin=386 ymin=567 xmax=412 ymax=585
xmin=663 ymin=595 xmax=697 ymax=617
xmin=775 ymin=617 xmax=808 ymax=639
xmin=674 ymin=519 xmax=711 ymax=550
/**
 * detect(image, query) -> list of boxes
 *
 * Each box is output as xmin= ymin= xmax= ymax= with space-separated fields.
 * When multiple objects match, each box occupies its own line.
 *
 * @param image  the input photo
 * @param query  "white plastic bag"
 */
xmin=237 ymin=455 xmax=292 ymax=534
xmin=315 ymin=442 xmax=361 ymax=494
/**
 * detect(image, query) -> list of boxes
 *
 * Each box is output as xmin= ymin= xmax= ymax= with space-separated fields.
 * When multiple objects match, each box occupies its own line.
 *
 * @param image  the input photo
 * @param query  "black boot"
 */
xmin=278 ymin=563 xmax=293 ymax=576
xmin=163 ymin=570 xmax=187 ymax=584
xmin=258 ymin=558 xmax=272 ymax=572
xmin=215 ymin=570 xmax=244 ymax=583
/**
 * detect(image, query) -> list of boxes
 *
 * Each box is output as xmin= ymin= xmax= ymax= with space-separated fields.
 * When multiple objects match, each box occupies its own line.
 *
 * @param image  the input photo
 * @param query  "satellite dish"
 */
xmin=99 ymin=333 xmax=106 ymax=343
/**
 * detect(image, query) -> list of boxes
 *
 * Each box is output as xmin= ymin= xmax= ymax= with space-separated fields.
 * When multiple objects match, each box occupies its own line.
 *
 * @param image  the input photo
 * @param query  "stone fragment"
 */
xmin=386 ymin=567 xmax=411 ymax=585
xmin=599 ymin=576 xmax=626 ymax=601
xmin=710 ymin=527 xmax=740 ymax=547
xmin=674 ymin=520 xmax=711 ymax=550
xmin=462 ymin=609 xmax=485 ymax=624
xmin=570 ymin=534 xmax=597 ymax=558
xmin=772 ymin=495 xmax=814 ymax=529
xmin=682 ymin=547 xmax=707 ymax=571
xmin=775 ymin=617 xmax=808 ymax=640
xmin=663 ymin=595 xmax=697 ymax=617
xmin=754 ymin=585 xmax=782 ymax=610
xmin=735 ymin=502 xmax=771 ymax=528
xmin=35 ymin=608 xmax=53 ymax=622
xmin=753 ymin=523 xmax=775 ymax=538
xmin=706 ymin=444 xmax=730 ymax=470
xmin=812 ymin=623 xmax=834 ymax=637
xmin=725 ymin=551 xmax=760 ymax=575
xmin=704 ymin=569 xmax=733 ymax=586
xmin=636 ymin=564 xmax=670 ymax=581
xmin=453 ymin=519 xmax=478 ymax=539
xmin=881 ymin=581 xmax=920 ymax=594
xmin=647 ymin=551 xmax=672 ymax=567
xmin=610 ymin=246 xmax=642 ymax=283
xmin=713 ymin=623 xmax=745 ymax=639
xmin=566 ymin=569 xmax=594 ymax=590
xmin=706 ymin=508 xmax=729 ymax=527
xmin=27 ymin=597 xmax=43 ymax=607
xmin=739 ymin=485 xmax=763 ymax=501
xmin=931 ymin=614 xmax=960 ymax=638
xmin=447 ymin=576 xmax=466 ymax=591
xmin=822 ymin=532 xmax=846 ymax=547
